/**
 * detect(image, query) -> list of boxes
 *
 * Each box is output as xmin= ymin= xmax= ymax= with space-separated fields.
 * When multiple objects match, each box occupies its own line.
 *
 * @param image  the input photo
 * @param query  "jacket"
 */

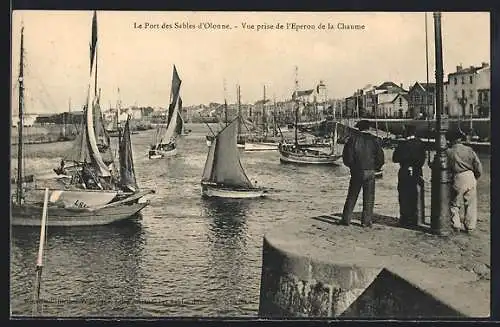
xmin=392 ymin=137 xmax=426 ymax=175
xmin=342 ymin=131 xmax=385 ymax=171
xmin=446 ymin=142 xmax=482 ymax=179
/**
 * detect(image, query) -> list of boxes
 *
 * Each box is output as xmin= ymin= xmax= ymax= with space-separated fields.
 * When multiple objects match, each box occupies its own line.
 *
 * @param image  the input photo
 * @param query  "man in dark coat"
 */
xmin=340 ymin=120 xmax=385 ymax=227
xmin=392 ymin=124 xmax=426 ymax=227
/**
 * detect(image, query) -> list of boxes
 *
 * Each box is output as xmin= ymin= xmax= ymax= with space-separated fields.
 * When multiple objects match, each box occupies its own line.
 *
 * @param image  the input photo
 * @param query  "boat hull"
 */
xmin=206 ymin=140 xmax=244 ymax=150
xmin=19 ymin=189 xmax=118 ymax=208
xmin=148 ymin=147 xmax=177 ymax=159
xmin=244 ymin=142 xmax=278 ymax=152
xmin=201 ymin=185 xmax=265 ymax=199
xmin=11 ymin=190 xmax=152 ymax=227
xmin=279 ymin=151 xmax=341 ymax=165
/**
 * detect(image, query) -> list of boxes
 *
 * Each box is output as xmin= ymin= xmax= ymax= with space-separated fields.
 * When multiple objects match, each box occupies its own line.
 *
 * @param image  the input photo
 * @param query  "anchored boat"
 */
xmin=12 ymin=12 xmax=153 ymax=227
xmin=201 ymin=118 xmax=266 ymax=199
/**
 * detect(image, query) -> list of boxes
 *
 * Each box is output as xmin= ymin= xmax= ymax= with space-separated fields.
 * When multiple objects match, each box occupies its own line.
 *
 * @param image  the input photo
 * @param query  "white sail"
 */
xmin=86 ymin=42 xmax=110 ymax=177
xmin=159 ymin=98 xmax=179 ymax=144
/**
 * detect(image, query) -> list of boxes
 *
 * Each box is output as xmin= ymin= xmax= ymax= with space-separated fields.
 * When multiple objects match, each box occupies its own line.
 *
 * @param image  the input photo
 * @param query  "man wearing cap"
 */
xmin=392 ymin=124 xmax=426 ymax=227
xmin=446 ymin=130 xmax=482 ymax=234
xmin=340 ymin=120 xmax=385 ymax=227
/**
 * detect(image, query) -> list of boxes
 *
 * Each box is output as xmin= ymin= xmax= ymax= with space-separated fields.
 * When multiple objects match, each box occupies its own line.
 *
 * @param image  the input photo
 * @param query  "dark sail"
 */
xmin=119 ymin=116 xmax=138 ymax=191
xmin=65 ymin=105 xmax=92 ymax=163
xmin=205 ymin=119 xmax=253 ymax=189
xmin=175 ymin=97 xmax=184 ymax=135
xmin=167 ymin=65 xmax=182 ymax=126
xmin=89 ymin=11 xmax=97 ymax=74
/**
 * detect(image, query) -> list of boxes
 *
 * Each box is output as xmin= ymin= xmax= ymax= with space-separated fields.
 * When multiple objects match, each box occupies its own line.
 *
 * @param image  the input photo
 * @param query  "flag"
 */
xmin=89 ymin=11 xmax=98 ymax=74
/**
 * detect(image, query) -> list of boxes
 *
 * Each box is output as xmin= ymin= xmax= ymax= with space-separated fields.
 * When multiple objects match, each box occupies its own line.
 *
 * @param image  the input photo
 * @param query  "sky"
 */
xmin=11 ymin=11 xmax=490 ymax=113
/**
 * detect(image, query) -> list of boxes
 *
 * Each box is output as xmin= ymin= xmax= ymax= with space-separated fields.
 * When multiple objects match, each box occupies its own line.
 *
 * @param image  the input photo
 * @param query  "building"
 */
xmin=445 ymin=62 xmax=490 ymax=117
xmin=376 ymin=93 xmax=409 ymax=118
xmin=344 ymin=81 xmax=407 ymax=118
xmin=407 ymin=82 xmax=436 ymax=119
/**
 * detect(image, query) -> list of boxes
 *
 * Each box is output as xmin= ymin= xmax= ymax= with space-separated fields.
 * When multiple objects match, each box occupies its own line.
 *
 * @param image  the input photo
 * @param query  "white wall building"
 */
xmin=445 ymin=62 xmax=489 ymax=117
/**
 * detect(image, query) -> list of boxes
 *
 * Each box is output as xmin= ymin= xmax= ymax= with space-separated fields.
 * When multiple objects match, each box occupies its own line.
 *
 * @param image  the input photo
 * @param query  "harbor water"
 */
xmin=10 ymin=123 xmax=490 ymax=317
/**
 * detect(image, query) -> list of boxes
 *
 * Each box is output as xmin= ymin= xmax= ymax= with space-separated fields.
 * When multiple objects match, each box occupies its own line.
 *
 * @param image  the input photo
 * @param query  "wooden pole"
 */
xmin=32 ymin=188 xmax=49 ymax=316
xmin=17 ymin=27 xmax=25 ymax=205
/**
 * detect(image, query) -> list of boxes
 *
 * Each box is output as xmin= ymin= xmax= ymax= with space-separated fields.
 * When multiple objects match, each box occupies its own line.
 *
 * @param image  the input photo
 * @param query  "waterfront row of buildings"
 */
xmin=13 ymin=61 xmax=490 ymax=127
xmin=344 ymin=62 xmax=490 ymax=119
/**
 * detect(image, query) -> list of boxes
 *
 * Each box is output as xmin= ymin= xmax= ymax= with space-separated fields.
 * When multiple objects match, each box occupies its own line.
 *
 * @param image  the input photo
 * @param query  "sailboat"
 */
xmin=11 ymin=17 xmax=153 ymax=227
xmin=206 ymin=96 xmax=245 ymax=150
xmin=149 ymin=65 xmax=182 ymax=159
xmin=106 ymin=106 xmax=121 ymax=138
xmin=241 ymin=85 xmax=279 ymax=152
xmin=201 ymin=118 xmax=266 ymax=198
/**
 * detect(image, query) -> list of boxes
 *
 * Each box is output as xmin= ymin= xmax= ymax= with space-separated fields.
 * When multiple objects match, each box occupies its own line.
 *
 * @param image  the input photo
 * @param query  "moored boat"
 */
xmin=12 ymin=12 xmax=153 ymax=227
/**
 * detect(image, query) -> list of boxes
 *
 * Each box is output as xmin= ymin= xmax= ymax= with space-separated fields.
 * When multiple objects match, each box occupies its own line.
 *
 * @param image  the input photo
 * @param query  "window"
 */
xmin=470 ymin=75 xmax=473 ymax=84
xmin=399 ymin=97 xmax=402 ymax=107
xmin=469 ymin=103 xmax=473 ymax=115
xmin=469 ymin=90 xmax=473 ymax=98
xmin=454 ymin=77 xmax=457 ymax=85
xmin=484 ymin=92 xmax=489 ymax=102
xmin=462 ymin=89 xmax=465 ymax=98
xmin=461 ymin=76 xmax=465 ymax=84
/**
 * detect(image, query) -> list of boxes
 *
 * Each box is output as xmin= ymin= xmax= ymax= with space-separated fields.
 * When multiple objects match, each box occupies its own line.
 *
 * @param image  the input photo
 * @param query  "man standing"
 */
xmin=340 ymin=120 xmax=385 ymax=227
xmin=392 ymin=124 xmax=426 ymax=227
xmin=446 ymin=130 xmax=482 ymax=233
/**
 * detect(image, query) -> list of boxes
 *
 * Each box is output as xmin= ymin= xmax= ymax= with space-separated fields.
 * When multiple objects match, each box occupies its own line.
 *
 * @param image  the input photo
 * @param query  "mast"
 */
xmin=223 ymin=78 xmax=228 ymax=126
xmin=117 ymin=87 xmax=121 ymax=130
xmin=294 ymin=66 xmax=299 ymax=145
xmin=263 ymin=84 xmax=266 ymax=132
xmin=237 ymin=85 xmax=241 ymax=136
xmin=94 ymin=35 xmax=98 ymax=97
xmin=16 ymin=26 xmax=25 ymax=205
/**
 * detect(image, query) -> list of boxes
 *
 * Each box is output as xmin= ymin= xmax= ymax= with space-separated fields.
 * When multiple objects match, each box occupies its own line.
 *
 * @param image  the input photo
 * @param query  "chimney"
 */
xmin=482 ymin=62 xmax=489 ymax=68
xmin=456 ymin=64 xmax=463 ymax=72
xmin=400 ymin=83 xmax=403 ymax=89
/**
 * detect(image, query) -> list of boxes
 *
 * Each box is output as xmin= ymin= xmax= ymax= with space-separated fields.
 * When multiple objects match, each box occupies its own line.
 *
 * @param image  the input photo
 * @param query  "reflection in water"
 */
xmin=202 ymin=199 xmax=254 ymax=315
xmin=11 ymin=220 xmax=146 ymax=317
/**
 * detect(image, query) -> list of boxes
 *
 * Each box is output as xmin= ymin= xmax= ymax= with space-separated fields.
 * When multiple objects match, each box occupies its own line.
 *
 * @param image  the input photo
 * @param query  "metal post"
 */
xmin=430 ymin=12 xmax=452 ymax=236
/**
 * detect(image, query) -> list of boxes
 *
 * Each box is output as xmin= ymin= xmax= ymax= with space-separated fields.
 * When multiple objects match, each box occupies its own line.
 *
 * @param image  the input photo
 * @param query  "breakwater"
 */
xmin=363 ymin=118 xmax=490 ymax=141
xmin=11 ymin=124 xmax=78 ymax=145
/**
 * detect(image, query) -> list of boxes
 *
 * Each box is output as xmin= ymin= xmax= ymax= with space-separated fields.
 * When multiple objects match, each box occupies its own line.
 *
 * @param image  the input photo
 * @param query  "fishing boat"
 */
xmin=149 ymin=65 xmax=182 ymax=159
xmin=11 ymin=13 xmax=153 ymax=227
xmin=278 ymin=96 xmax=341 ymax=165
xmin=201 ymin=118 xmax=266 ymax=198
xmin=206 ymin=96 xmax=245 ymax=150
xmin=240 ymin=85 xmax=279 ymax=152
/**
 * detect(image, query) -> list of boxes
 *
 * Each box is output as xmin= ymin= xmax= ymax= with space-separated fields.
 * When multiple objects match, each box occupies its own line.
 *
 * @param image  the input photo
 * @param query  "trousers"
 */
xmin=342 ymin=169 xmax=376 ymax=225
xmin=397 ymin=168 xmax=424 ymax=226
xmin=450 ymin=170 xmax=477 ymax=231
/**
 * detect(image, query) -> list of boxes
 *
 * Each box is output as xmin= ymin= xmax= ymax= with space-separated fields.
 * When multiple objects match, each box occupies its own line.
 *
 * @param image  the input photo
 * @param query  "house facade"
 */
xmin=376 ymin=93 xmax=409 ymax=118
xmin=407 ymin=82 xmax=436 ymax=119
xmin=445 ymin=62 xmax=490 ymax=117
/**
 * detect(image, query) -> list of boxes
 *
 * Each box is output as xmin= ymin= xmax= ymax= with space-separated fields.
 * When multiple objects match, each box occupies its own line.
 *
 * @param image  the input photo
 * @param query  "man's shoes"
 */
xmin=338 ymin=220 xmax=350 ymax=226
